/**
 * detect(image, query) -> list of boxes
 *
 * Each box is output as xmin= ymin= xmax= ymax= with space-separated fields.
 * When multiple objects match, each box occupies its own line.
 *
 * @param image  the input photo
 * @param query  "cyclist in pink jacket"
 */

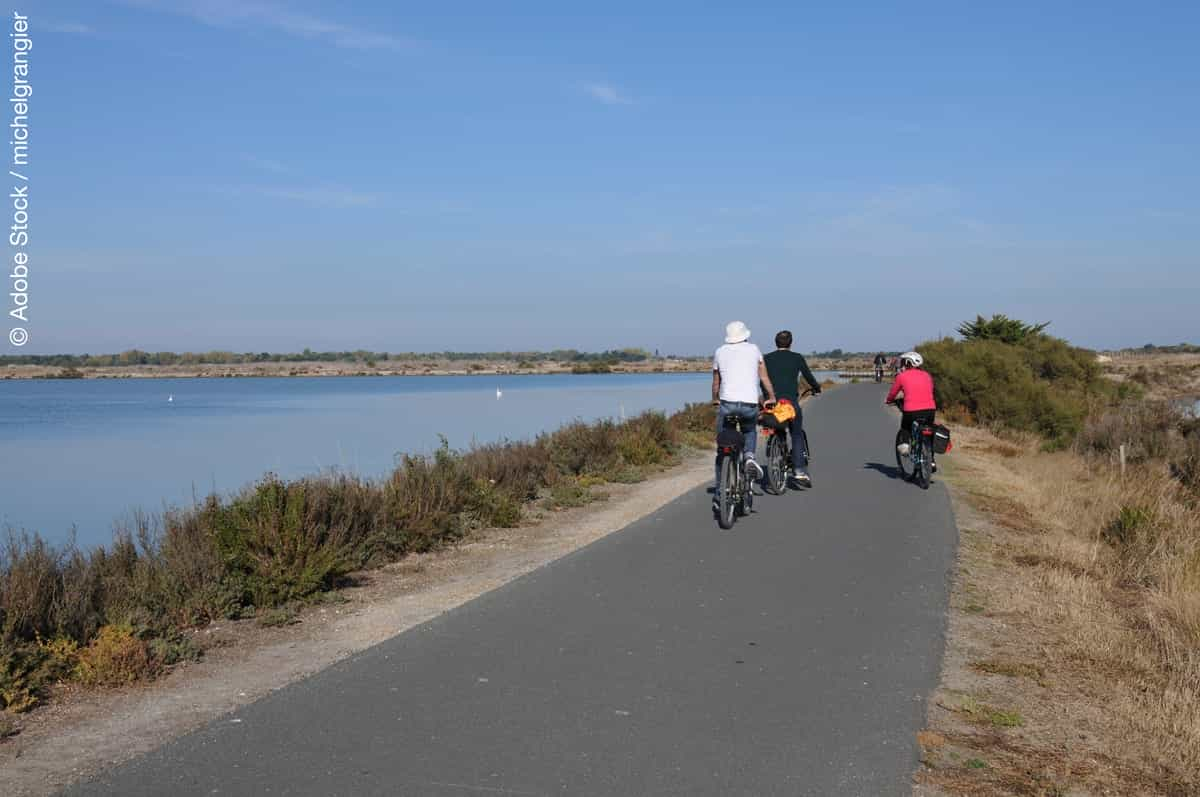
xmin=885 ymin=351 xmax=939 ymax=471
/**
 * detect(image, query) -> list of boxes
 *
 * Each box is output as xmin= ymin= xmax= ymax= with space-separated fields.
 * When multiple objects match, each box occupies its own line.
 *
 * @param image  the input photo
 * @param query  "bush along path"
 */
xmin=0 ymin=402 xmax=719 ymax=718
xmin=909 ymin=318 xmax=1200 ymax=793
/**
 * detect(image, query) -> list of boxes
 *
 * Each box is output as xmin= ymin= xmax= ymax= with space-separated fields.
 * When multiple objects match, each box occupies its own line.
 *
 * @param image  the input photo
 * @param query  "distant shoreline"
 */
xmin=0 ymin=360 xmax=711 ymax=380
xmin=1 ymin=356 xmax=867 ymax=381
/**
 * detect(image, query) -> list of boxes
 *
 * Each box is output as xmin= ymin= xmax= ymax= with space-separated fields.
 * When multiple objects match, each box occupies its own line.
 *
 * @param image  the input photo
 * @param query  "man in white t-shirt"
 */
xmin=712 ymin=321 xmax=777 ymax=505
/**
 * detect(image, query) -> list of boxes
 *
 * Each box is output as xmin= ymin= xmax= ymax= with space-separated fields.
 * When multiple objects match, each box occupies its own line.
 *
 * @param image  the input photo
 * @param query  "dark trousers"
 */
xmin=900 ymin=410 xmax=937 ymax=459
xmin=900 ymin=409 xmax=936 ymax=432
xmin=787 ymin=407 xmax=808 ymax=469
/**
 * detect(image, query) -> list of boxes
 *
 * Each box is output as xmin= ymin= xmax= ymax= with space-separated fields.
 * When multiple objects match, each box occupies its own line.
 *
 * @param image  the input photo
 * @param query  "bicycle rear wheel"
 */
xmin=765 ymin=435 xmax=787 ymax=495
xmin=917 ymin=438 xmax=933 ymax=489
xmin=895 ymin=429 xmax=915 ymax=480
xmin=717 ymin=455 xmax=737 ymax=529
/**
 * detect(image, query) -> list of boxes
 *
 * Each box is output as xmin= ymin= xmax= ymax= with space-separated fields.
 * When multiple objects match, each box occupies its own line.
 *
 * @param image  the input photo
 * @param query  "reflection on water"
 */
xmin=1 ymin=374 xmax=727 ymax=548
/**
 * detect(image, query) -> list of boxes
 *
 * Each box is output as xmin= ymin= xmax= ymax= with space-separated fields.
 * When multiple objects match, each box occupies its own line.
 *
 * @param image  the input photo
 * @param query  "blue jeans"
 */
xmin=715 ymin=401 xmax=759 ymax=488
xmin=787 ymin=408 xmax=809 ymax=471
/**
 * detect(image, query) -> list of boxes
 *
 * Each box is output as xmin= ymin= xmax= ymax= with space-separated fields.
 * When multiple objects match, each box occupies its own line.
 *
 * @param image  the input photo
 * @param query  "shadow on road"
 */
xmin=863 ymin=461 xmax=906 ymax=480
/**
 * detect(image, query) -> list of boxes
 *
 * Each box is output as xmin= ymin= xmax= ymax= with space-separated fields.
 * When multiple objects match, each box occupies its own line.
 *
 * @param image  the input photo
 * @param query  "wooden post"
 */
xmin=1119 ymin=443 xmax=1127 ymax=480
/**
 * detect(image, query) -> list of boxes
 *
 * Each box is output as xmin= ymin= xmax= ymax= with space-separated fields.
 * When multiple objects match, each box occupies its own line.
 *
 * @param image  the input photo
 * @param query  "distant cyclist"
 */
xmin=712 ymin=321 xmax=777 ymax=507
xmin=763 ymin=330 xmax=821 ymax=485
xmin=885 ymin=351 xmax=938 ymax=471
xmin=873 ymin=352 xmax=887 ymax=382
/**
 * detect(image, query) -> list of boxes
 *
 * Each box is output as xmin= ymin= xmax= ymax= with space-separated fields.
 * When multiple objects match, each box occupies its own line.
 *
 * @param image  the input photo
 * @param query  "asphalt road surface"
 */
xmin=66 ymin=383 xmax=958 ymax=796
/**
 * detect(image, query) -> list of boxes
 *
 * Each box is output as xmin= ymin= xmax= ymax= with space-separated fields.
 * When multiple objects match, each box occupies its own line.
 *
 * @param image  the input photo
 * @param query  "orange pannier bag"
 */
xmin=766 ymin=398 xmax=796 ymax=424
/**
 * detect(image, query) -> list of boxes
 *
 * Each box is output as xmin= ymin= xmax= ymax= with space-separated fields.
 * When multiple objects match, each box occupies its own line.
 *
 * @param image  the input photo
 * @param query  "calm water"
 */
xmin=2 ymin=372 xmax=839 ymax=549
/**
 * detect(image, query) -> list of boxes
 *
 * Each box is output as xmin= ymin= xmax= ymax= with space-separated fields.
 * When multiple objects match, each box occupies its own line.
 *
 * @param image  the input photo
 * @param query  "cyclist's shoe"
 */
xmin=792 ymin=469 xmax=812 ymax=487
xmin=745 ymin=457 xmax=764 ymax=480
xmin=931 ymin=461 xmax=938 ymax=473
xmin=711 ymin=496 xmax=720 ymax=514
xmin=896 ymin=442 xmax=911 ymax=456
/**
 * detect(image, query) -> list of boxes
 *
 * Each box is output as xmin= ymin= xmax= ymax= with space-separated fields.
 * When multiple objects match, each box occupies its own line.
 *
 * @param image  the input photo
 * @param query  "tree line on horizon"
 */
xmin=6 ymin=325 xmax=1189 ymax=369
xmin=0 ymin=347 xmax=667 ymax=368
xmin=2 ymin=348 xmax=910 ymax=368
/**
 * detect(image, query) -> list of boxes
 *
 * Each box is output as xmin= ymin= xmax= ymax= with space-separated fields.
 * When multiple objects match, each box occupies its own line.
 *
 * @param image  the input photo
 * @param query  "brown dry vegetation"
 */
xmin=0 ymin=357 xmax=711 ymax=380
xmin=916 ymin=420 xmax=1200 ymax=795
xmin=1101 ymin=352 xmax=1200 ymax=401
xmin=0 ymin=403 xmax=719 ymax=722
xmin=0 ymin=354 xmax=868 ymax=381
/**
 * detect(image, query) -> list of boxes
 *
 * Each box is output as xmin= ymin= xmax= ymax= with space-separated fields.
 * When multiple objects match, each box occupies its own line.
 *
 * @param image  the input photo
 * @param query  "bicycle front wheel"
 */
xmin=765 ymin=435 xmax=787 ymax=495
xmin=895 ymin=429 xmax=915 ymax=480
xmin=717 ymin=454 xmax=737 ymax=529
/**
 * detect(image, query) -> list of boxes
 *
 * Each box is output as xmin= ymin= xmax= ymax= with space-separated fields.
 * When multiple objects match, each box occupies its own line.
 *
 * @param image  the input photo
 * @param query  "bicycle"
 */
xmin=890 ymin=400 xmax=934 ymax=490
xmin=715 ymin=411 xmax=757 ymax=529
xmin=874 ymin=364 xmax=884 ymax=383
xmin=761 ymin=390 xmax=813 ymax=495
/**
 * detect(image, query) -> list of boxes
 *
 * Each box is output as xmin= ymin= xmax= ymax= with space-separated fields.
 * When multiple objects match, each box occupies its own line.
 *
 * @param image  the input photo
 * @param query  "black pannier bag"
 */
xmin=757 ymin=412 xmax=784 ymax=431
xmin=932 ymin=424 xmax=952 ymax=454
xmin=716 ymin=428 xmax=744 ymax=453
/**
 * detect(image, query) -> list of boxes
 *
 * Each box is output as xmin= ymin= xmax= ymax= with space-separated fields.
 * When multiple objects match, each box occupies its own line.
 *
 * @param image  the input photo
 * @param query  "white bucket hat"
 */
xmin=724 ymin=321 xmax=751 ymax=344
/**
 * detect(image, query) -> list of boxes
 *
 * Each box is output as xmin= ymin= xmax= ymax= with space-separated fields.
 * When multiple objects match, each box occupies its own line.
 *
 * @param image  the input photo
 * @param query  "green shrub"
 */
xmin=381 ymin=445 xmax=475 ymax=554
xmin=672 ymin=402 xmax=716 ymax=435
xmin=617 ymin=411 xmax=677 ymax=468
xmin=463 ymin=440 xmax=551 ymax=502
xmin=0 ymin=641 xmax=45 ymax=711
xmin=0 ymin=532 xmax=62 ymax=642
xmin=210 ymin=476 xmax=358 ymax=608
xmin=605 ymin=466 xmax=646 ymax=484
xmin=468 ymin=481 xmax=524 ymax=528
xmin=257 ymin=603 xmax=301 ymax=628
xmin=543 ymin=483 xmax=595 ymax=510
xmin=146 ymin=629 xmax=202 ymax=665
xmin=920 ymin=331 xmax=1125 ymax=448
xmin=0 ymin=637 xmax=77 ymax=712
xmin=545 ymin=420 xmax=622 ymax=477
xmin=1105 ymin=505 xmax=1152 ymax=548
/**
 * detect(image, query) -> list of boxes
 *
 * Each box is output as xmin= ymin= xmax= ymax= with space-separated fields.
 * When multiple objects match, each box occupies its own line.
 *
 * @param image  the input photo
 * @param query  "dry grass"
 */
xmin=917 ymin=423 xmax=1200 ymax=795
xmin=1 ymin=404 xmax=715 ymax=717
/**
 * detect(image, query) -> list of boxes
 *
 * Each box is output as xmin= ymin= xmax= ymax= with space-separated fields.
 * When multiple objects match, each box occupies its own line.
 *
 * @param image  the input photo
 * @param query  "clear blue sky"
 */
xmin=24 ymin=1 xmax=1200 ymax=354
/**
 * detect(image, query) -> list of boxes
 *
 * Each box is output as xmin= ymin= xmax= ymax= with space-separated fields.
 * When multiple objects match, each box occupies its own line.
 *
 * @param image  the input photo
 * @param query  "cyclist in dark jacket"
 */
xmin=762 ymin=330 xmax=821 ymax=485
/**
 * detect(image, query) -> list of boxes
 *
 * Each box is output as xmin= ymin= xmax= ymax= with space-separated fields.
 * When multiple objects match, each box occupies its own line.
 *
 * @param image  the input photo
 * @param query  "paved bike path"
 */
xmin=67 ymin=384 xmax=958 ymax=796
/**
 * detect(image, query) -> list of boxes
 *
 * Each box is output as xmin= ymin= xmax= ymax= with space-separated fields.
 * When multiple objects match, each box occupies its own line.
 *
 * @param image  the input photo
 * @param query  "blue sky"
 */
xmin=23 ymin=1 xmax=1200 ymax=354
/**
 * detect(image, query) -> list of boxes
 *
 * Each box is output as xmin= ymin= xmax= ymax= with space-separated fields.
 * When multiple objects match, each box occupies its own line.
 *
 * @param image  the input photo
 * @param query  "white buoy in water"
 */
xmin=167 ymin=394 xmax=174 ymax=403
xmin=496 ymin=387 xmax=503 ymax=400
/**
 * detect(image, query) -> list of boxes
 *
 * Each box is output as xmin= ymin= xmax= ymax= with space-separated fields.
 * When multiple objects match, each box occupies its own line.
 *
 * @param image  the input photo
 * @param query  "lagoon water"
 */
xmin=0 ymin=373 xmax=746 ymax=549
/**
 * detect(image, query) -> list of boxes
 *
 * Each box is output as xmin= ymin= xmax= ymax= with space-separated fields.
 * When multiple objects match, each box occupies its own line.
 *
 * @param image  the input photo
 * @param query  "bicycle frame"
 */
xmin=716 ymin=412 xmax=755 ymax=527
xmin=891 ymin=398 xmax=934 ymax=489
xmin=907 ymin=419 xmax=935 ymax=489
xmin=759 ymin=391 xmax=812 ymax=494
